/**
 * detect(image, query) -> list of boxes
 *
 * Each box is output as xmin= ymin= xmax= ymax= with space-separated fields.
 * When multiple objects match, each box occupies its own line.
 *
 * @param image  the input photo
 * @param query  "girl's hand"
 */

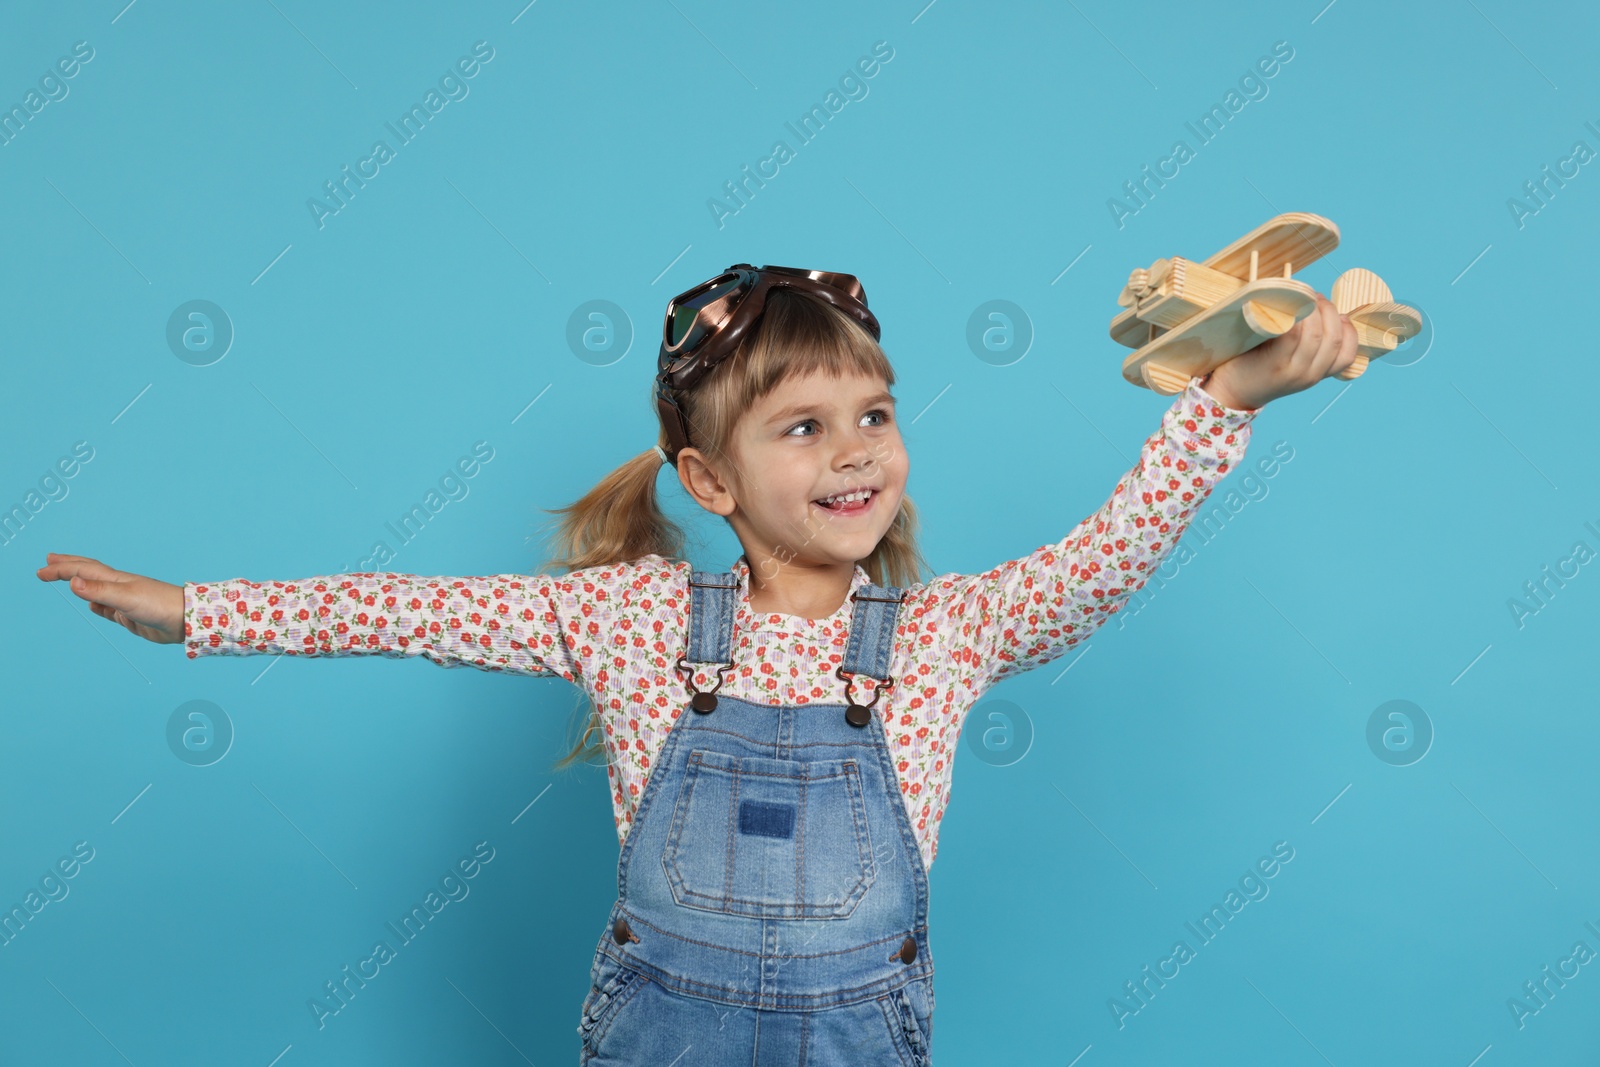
xmin=1203 ymin=292 xmax=1360 ymax=411
xmin=36 ymin=553 xmax=186 ymax=645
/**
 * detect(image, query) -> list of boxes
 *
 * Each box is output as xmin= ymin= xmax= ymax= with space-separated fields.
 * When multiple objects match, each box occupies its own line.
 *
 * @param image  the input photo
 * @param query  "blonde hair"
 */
xmin=537 ymin=286 xmax=931 ymax=771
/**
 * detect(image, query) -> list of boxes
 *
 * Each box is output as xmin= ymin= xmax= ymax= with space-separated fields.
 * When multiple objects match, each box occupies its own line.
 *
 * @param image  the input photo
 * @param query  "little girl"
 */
xmin=38 ymin=262 xmax=1358 ymax=1064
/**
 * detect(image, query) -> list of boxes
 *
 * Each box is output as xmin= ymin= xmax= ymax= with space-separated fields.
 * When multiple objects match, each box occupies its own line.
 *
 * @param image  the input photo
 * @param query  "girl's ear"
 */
xmin=674 ymin=447 xmax=737 ymax=517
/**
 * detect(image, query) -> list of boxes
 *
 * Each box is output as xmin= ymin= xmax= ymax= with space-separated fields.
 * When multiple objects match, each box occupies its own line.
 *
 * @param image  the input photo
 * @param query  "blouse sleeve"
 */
xmin=918 ymin=375 xmax=1259 ymax=693
xmin=182 ymin=562 xmax=635 ymax=683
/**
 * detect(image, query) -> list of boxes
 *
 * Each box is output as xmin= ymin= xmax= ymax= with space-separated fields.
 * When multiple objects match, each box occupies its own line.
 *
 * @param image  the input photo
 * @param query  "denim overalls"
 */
xmin=576 ymin=569 xmax=936 ymax=1065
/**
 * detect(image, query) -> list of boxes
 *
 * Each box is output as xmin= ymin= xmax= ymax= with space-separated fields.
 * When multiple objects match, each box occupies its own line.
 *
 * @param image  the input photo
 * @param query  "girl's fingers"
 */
xmin=1311 ymin=301 xmax=1342 ymax=378
xmin=55 ymin=564 xmax=139 ymax=614
xmin=38 ymin=554 xmax=105 ymax=578
xmin=1322 ymin=304 xmax=1351 ymax=378
xmin=1302 ymin=296 xmax=1349 ymax=382
xmin=39 ymin=556 xmax=124 ymax=586
xmin=70 ymin=573 xmax=131 ymax=610
xmin=1296 ymin=304 xmax=1324 ymax=362
xmin=40 ymin=552 xmax=89 ymax=568
xmin=1334 ymin=315 xmax=1359 ymax=376
xmin=1320 ymin=298 xmax=1341 ymax=356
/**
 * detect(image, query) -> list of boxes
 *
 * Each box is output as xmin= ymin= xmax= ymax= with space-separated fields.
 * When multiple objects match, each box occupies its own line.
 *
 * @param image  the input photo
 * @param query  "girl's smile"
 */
xmin=811 ymin=487 xmax=880 ymax=516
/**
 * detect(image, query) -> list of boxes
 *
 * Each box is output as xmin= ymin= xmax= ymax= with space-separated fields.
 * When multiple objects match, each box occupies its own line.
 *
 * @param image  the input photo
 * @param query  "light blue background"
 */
xmin=5 ymin=0 xmax=1598 ymax=1063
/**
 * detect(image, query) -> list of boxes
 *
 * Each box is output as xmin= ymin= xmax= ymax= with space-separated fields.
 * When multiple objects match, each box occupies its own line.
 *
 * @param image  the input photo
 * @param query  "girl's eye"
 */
xmin=785 ymin=409 xmax=892 ymax=437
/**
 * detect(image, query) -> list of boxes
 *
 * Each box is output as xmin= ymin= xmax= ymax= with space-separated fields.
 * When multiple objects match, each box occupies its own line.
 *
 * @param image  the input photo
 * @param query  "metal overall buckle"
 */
xmin=675 ymin=655 xmax=734 ymax=714
xmin=836 ymin=664 xmax=893 ymax=727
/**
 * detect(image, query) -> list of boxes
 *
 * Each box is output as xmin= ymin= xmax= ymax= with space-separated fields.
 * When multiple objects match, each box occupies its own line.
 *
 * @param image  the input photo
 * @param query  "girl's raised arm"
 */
xmin=918 ymin=376 xmax=1259 ymax=694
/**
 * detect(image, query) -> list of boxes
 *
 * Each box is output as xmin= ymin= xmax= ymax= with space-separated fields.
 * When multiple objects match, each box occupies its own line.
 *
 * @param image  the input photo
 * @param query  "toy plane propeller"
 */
xmin=1110 ymin=212 xmax=1422 ymax=395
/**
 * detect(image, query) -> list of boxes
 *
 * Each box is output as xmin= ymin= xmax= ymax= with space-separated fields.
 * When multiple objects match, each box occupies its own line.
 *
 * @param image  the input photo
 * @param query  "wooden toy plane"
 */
xmin=1110 ymin=212 xmax=1422 ymax=395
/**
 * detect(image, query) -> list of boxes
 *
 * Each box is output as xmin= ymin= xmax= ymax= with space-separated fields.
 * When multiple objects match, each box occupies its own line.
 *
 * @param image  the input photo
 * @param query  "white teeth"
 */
xmin=819 ymin=489 xmax=872 ymax=506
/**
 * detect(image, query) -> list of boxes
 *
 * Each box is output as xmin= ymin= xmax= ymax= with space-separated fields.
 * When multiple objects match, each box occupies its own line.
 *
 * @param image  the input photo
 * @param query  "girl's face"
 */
xmin=683 ymin=368 xmax=908 ymax=579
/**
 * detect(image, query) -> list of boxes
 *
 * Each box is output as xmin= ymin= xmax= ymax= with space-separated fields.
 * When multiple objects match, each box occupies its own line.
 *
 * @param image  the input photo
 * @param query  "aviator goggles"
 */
xmin=653 ymin=264 xmax=880 ymax=467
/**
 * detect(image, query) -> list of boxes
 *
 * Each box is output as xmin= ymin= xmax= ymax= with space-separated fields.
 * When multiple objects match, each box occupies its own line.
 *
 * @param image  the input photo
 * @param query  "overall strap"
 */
xmin=686 ymin=569 xmax=906 ymax=677
xmin=840 ymin=584 xmax=906 ymax=680
xmin=685 ymin=570 xmax=739 ymax=665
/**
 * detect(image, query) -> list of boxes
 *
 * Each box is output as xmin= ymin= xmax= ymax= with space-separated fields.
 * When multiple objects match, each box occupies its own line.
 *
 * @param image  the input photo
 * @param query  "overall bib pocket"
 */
xmin=662 ymin=748 xmax=877 ymax=919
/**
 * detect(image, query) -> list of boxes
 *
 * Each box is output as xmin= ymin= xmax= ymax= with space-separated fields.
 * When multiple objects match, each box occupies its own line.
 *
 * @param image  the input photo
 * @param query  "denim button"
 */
xmin=897 ymin=936 xmax=917 ymax=963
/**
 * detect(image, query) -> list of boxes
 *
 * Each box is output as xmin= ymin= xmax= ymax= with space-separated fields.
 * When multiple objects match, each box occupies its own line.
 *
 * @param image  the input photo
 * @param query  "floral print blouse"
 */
xmin=184 ymin=376 xmax=1257 ymax=872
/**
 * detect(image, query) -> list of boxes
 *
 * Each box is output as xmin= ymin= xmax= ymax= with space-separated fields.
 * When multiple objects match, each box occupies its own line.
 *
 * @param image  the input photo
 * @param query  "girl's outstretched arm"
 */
xmin=919 ymin=375 xmax=1258 ymax=695
xmin=182 ymin=567 xmax=631 ymax=682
